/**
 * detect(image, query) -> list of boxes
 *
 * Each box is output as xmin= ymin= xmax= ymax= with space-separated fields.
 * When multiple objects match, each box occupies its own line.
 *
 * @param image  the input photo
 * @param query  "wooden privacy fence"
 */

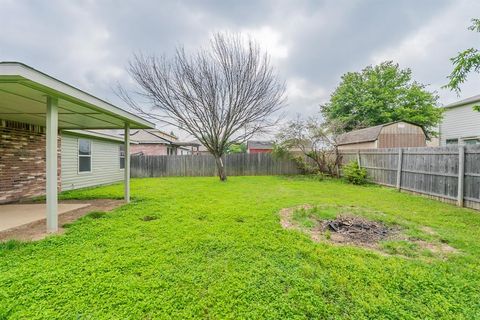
xmin=130 ymin=153 xmax=302 ymax=178
xmin=341 ymin=145 xmax=480 ymax=210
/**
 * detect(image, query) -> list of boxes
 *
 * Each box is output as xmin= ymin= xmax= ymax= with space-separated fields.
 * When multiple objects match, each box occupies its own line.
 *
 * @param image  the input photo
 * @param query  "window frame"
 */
xmin=446 ymin=138 xmax=459 ymax=145
xmin=78 ymin=138 xmax=92 ymax=174
xmin=463 ymin=138 xmax=480 ymax=145
xmin=119 ymin=144 xmax=126 ymax=170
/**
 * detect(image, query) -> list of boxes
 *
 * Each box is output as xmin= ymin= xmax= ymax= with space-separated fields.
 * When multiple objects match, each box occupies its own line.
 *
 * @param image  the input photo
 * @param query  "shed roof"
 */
xmin=337 ymin=124 xmax=384 ymax=145
xmin=247 ymin=140 xmax=274 ymax=150
xmin=337 ymin=121 xmax=425 ymax=146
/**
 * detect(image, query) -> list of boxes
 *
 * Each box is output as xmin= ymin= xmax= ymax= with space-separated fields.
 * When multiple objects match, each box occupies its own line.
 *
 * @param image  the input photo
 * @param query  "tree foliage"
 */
xmin=226 ymin=143 xmax=246 ymax=154
xmin=275 ymin=117 xmax=343 ymax=176
xmin=445 ymin=18 xmax=480 ymax=94
xmin=118 ymin=33 xmax=286 ymax=181
xmin=321 ymin=61 xmax=442 ymax=135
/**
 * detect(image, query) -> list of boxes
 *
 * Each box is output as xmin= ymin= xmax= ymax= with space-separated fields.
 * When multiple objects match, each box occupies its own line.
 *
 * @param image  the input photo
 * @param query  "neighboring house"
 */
xmin=439 ymin=95 xmax=480 ymax=146
xmin=95 ymin=129 xmax=194 ymax=156
xmin=181 ymin=139 xmax=209 ymax=155
xmin=127 ymin=129 xmax=180 ymax=156
xmin=337 ymin=121 xmax=427 ymax=150
xmin=247 ymin=141 xmax=274 ymax=153
xmin=0 ymin=62 xmax=154 ymax=232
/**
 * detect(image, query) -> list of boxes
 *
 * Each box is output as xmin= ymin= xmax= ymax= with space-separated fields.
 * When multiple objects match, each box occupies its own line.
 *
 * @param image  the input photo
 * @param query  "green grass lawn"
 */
xmin=1 ymin=176 xmax=480 ymax=319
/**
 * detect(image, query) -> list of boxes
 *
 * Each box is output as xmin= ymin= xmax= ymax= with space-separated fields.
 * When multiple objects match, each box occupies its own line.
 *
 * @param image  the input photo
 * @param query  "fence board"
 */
xmin=131 ymin=153 xmax=302 ymax=178
xmin=340 ymin=145 xmax=480 ymax=210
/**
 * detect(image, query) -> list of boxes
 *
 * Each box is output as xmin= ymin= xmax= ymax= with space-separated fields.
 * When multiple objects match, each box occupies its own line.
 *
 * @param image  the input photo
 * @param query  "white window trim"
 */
xmin=78 ymin=138 xmax=92 ymax=174
xmin=119 ymin=144 xmax=125 ymax=170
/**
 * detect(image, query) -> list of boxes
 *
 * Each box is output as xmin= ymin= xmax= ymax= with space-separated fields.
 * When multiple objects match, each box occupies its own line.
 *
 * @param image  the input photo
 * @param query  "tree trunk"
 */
xmin=214 ymin=155 xmax=227 ymax=181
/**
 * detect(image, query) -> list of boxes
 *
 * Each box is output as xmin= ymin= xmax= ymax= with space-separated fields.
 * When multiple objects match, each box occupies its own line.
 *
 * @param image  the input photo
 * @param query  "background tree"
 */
xmin=321 ymin=61 xmax=442 ymax=135
xmin=275 ymin=117 xmax=343 ymax=176
xmin=445 ymin=18 xmax=480 ymax=111
xmin=119 ymin=33 xmax=286 ymax=181
xmin=226 ymin=143 xmax=247 ymax=154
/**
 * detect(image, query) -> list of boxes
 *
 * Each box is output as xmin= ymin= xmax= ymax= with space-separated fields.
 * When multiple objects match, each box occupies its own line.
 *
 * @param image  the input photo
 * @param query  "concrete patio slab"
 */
xmin=0 ymin=203 xmax=90 ymax=232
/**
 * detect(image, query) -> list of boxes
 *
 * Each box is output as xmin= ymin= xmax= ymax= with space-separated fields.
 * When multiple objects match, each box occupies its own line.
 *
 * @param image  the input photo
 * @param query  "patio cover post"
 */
xmin=124 ymin=123 xmax=130 ymax=203
xmin=46 ymin=96 xmax=58 ymax=232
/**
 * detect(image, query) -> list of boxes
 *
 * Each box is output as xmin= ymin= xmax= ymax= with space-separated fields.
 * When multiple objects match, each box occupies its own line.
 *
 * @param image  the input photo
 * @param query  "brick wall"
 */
xmin=131 ymin=143 xmax=169 ymax=156
xmin=0 ymin=120 xmax=61 ymax=204
xmin=248 ymin=148 xmax=273 ymax=154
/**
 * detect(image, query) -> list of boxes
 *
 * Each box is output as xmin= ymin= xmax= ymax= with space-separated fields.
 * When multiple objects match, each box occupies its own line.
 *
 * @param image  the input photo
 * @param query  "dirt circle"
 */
xmin=279 ymin=204 xmax=458 ymax=257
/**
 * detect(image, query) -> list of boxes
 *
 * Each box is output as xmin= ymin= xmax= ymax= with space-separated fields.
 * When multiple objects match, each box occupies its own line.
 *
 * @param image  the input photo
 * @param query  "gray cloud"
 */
xmin=0 ymin=0 xmax=479 ymax=136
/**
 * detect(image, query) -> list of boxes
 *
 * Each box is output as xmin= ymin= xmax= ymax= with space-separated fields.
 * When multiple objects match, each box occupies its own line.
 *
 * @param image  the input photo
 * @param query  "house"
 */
xmin=93 ymin=129 xmax=196 ymax=155
xmin=439 ymin=95 xmax=480 ymax=145
xmin=180 ymin=139 xmax=209 ymax=155
xmin=247 ymin=140 xmax=274 ymax=153
xmin=336 ymin=121 xmax=427 ymax=150
xmin=129 ymin=129 xmax=180 ymax=155
xmin=0 ymin=62 xmax=154 ymax=232
xmin=95 ymin=129 xmax=187 ymax=156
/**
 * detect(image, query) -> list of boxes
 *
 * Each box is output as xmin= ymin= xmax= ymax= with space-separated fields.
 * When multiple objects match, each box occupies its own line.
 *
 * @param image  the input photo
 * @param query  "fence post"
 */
xmin=396 ymin=148 xmax=403 ymax=191
xmin=356 ymin=150 xmax=361 ymax=167
xmin=457 ymin=145 xmax=465 ymax=207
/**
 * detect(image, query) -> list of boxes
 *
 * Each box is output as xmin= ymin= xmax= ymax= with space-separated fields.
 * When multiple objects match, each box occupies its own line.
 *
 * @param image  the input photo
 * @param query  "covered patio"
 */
xmin=0 ymin=62 xmax=154 ymax=233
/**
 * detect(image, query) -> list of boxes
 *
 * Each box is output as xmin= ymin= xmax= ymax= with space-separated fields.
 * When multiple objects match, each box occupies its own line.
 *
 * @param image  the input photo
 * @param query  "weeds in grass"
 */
xmin=141 ymin=215 xmax=158 ymax=221
xmin=85 ymin=211 xmax=107 ymax=219
xmin=0 ymin=240 xmax=24 ymax=251
xmin=0 ymin=176 xmax=478 ymax=319
xmin=381 ymin=240 xmax=419 ymax=257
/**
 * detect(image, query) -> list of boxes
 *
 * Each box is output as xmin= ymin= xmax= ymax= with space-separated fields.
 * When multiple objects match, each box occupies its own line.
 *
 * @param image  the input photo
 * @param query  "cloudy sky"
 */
xmin=1 ymin=0 xmax=479 ymax=136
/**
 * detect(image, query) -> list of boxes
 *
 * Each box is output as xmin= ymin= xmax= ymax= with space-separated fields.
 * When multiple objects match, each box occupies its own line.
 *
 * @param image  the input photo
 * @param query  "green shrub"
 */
xmin=343 ymin=161 xmax=368 ymax=185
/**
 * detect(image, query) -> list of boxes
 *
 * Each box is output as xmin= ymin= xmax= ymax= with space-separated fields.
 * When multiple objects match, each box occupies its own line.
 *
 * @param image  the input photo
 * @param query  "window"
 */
xmin=446 ymin=139 xmax=458 ymax=145
xmin=464 ymin=138 xmax=480 ymax=145
xmin=78 ymin=139 xmax=91 ymax=173
xmin=119 ymin=145 xmax=125 ymax=169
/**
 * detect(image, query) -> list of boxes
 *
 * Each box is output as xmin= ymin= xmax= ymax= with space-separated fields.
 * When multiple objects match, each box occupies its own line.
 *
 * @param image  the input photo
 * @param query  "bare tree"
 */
xmin=118 ymin=33 xmax=286 ymax=181
xmin=275 ymin=117 xmax=344 ymax=176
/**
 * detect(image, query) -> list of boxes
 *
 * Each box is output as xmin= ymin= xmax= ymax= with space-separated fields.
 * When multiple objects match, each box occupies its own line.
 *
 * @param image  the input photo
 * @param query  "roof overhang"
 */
xmin=0 ymin=62 xmax=155 ymax=129
xmin=62 ymin=129 xmax=140 ymax=144
xmin=444 ymin=94 xmax=480 ymax=109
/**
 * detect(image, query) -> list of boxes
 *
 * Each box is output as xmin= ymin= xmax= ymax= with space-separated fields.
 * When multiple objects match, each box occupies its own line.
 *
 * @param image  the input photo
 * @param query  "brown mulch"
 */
xmin=0 ymin=199 xmax=125 ymax=242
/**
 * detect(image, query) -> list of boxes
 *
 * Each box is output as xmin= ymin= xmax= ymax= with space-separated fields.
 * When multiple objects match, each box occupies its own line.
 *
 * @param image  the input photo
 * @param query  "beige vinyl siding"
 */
xmin=440 ymin=103 xmax=480 ymax=145
xmin=61 ymin=133 xmax=124 ymax=191
xmin=337 ymin=141 xmax=377 ymax=150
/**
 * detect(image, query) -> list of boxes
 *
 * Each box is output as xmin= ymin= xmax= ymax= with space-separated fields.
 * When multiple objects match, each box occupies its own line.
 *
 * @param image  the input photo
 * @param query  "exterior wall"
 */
xmin=426 ymin=137 xmax=439 ymax=147
xmin=61 ymin=133 xmax=124 ymax=191
xmin=377 ymin=122 xmax=426 ymax=148
xmin=130 ymin=143 xmax=168 ymax=156
xmin=0 ymin=120 xmax=60 ymax=204
xmin=177 ymin=148 xmax=191 ymax=155
xmin=248 ymin=148 xmax=272 ymax=154
xmin=440 ymin=103 xmax=480 ymax=145
xmin=337 ymin=141 xmax=377 ymax=151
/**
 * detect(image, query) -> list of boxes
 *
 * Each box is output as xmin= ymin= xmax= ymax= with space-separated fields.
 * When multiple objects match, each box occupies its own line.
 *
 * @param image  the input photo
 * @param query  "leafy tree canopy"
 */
xmin=321 ymin=61 xmax=442 ymax=135
xmin=445 ymin=18 xmax=480 ymax=95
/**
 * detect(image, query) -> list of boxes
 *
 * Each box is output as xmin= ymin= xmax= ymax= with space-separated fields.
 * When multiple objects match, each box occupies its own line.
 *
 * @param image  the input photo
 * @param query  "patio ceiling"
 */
xmin=0 ymin=62 xmax=154 ymax=129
